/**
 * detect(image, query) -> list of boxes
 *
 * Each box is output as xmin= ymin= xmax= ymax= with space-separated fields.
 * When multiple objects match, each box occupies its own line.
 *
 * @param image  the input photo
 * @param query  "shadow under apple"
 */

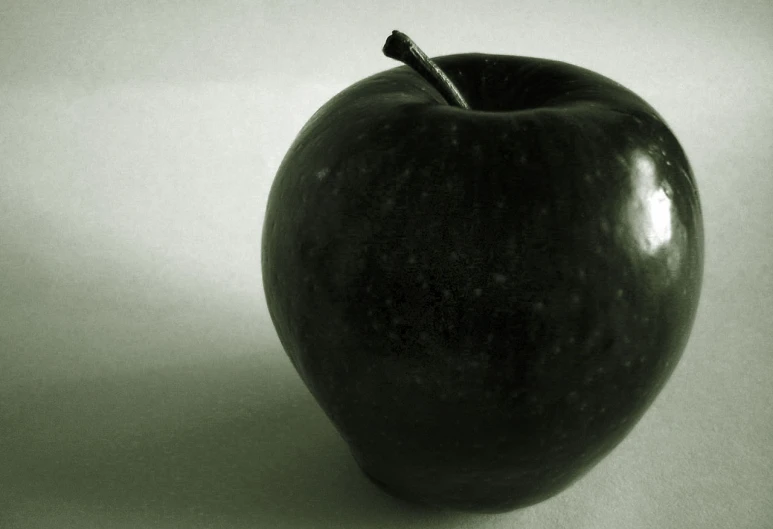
xmin=2 ymin=351 xmax=486 ymax=528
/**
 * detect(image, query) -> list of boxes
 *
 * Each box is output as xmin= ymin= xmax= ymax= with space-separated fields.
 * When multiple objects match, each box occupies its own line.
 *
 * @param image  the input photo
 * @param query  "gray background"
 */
xmin=1 ymin=1 xmax=772 ymax=527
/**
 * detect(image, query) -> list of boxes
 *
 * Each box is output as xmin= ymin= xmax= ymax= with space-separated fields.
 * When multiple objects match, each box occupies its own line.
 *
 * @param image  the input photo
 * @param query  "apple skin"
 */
xmin=262 ymin=54 xmax=703 ymax=512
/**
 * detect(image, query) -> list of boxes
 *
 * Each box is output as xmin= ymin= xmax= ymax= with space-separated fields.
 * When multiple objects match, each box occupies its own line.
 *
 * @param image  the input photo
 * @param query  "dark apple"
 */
xmin=261 ymin=30 xmax=703 ymax=512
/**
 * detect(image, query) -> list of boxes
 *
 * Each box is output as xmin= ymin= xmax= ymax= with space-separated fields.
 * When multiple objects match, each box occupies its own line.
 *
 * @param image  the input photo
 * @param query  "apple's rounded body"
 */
xmin=262 ymin=54 xmax=703 ymax=512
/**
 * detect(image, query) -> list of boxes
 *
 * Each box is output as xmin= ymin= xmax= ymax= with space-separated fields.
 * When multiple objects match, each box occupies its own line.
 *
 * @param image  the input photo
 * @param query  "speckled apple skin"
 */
xmin=262 ymin=54 xmax=704 ymax=512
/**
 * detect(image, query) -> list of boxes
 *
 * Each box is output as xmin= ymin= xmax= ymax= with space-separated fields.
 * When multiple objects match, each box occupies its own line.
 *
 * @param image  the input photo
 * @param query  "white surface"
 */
xmin=2 ymin=1 xmax=772 ymax=528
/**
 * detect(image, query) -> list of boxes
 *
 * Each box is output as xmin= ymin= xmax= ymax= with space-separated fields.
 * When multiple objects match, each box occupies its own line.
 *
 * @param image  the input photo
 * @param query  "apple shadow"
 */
xmin=2 ymin=350 xmax=488 ymax=528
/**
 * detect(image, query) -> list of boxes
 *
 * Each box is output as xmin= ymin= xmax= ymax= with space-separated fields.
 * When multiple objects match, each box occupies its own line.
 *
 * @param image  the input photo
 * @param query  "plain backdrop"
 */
xmin=1 ymin=1 xmax=772 ymax=528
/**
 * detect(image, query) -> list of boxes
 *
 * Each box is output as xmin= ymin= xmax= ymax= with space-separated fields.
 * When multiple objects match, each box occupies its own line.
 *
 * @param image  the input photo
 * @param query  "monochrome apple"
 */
xmin=262 ymin=31 xmax=704 ymax=512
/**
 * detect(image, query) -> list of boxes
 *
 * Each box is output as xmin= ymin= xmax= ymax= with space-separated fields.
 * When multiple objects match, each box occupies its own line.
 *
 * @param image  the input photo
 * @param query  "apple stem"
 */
xmin=382 ymin=30 xmax=470 ymax=110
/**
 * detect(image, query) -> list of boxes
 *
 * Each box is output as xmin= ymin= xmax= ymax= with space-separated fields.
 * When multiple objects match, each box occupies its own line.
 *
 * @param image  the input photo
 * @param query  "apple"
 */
xmin=262 ymin=30 xmax=703 ymax=512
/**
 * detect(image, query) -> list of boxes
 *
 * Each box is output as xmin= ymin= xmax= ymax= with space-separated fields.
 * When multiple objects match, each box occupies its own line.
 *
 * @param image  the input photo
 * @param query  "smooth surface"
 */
xmin=1 ymin=1 xmax=772 ymax=527
xmin=262 ymin=55 xmax=704 ymax=511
